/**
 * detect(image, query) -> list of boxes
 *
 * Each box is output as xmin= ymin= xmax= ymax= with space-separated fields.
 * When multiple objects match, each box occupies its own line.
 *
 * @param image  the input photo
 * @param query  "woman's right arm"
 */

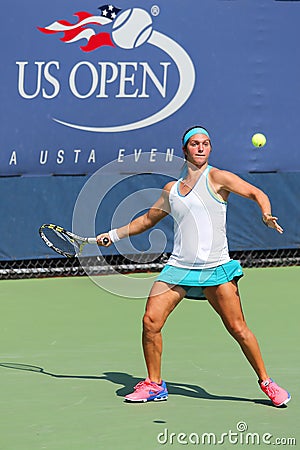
xmin=96 ymin=181 xmax=174 ymax=246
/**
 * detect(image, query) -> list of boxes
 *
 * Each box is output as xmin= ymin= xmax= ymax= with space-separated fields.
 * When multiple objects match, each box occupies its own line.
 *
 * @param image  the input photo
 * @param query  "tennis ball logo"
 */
xmin=252 ymin=133 xmax=267 ymax=148
xmin=112 ymin=8 xmax=153 ymax=49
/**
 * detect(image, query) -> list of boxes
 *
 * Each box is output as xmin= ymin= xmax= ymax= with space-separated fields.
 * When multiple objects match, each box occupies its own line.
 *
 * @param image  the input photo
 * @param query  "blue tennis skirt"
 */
xmin=156 ymin=259 xmax=244 ymax=300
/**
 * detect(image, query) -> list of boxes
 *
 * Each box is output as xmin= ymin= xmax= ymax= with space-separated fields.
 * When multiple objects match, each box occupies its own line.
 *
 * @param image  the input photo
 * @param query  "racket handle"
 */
xmin=87 ymin=238 xmax=109 ymax=245
xmin=87 ymin=237 xmax=110 ymax=245
xmin=87 ymin=238 xmax=98 ymax=244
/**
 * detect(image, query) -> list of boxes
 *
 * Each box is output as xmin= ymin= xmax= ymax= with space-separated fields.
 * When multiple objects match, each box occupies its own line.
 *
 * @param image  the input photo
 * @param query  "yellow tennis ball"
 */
xmin=252 ymin=133 xmax=266 ymax=148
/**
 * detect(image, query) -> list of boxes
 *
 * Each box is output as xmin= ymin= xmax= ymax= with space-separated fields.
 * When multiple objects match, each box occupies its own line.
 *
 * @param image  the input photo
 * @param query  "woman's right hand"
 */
xmin=96 ymin=233 xmax=112 ymax=246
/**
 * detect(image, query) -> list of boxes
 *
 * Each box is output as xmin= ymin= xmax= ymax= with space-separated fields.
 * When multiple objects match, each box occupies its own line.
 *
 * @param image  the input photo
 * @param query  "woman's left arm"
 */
xmin=210 ymin=168 xmax=283 ymax=234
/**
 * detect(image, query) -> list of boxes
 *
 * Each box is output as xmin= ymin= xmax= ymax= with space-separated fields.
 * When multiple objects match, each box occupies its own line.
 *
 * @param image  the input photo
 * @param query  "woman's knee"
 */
xmin=143 ymin=311 xmax=164 ymax=334
xmin=226 ymin=320 xmax=251 ymax=342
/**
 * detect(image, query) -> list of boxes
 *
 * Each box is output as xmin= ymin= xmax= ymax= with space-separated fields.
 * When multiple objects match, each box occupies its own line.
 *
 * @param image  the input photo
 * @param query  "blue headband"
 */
xmin=182 ymin=127 xmax=210 ymax=146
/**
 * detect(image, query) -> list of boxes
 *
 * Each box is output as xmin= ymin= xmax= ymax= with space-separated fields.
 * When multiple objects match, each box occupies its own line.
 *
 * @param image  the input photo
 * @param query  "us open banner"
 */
xmin=1 ymin=0 xmax=300 ymax=176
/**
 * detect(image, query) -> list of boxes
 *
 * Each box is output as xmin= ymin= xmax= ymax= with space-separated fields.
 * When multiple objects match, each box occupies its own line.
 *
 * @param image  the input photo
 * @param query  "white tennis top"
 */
xmin=167 ymin=165 xmax=231 ymax=269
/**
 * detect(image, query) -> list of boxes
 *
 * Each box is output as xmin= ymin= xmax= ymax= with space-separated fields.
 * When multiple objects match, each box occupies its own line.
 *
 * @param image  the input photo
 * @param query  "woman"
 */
xmin=97 ymin=126 xmax=290 ymax=407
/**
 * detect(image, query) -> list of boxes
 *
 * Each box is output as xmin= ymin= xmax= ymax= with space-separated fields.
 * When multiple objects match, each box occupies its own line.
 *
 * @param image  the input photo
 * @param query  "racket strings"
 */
xmin=44 ymin=228 xmax=78 ymax=256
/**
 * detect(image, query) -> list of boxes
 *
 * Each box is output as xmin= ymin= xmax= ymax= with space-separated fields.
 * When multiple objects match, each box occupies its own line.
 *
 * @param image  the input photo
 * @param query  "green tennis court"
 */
xmin=1 ymin=266 xmax=298 ymax=450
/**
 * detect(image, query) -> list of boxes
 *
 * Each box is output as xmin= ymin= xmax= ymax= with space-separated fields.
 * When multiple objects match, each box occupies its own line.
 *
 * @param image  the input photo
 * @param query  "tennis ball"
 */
xmin=252 ymin=133 xmax=267 ymax=148
xmin=112 ymin=8 xmax=153 ymax=49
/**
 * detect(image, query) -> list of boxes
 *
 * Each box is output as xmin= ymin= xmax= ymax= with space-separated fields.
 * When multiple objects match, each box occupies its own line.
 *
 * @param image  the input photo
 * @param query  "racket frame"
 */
xmin=39 ymin=223 xmax=97 ymax=258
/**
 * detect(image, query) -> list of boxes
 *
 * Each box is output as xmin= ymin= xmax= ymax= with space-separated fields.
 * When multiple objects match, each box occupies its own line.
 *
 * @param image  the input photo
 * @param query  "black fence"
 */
xmin=0 ymin=248 xmax=299 ymax=280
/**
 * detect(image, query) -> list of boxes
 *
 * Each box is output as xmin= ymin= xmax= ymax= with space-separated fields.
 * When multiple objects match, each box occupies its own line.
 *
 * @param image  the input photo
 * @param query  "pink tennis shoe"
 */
xmin=260 ymin=378 xmax=291 ymax=407
xmin=125 ymin=377 xmax=168 ymax=402
xmin=124 ymin=376 xmax=291 ymax=406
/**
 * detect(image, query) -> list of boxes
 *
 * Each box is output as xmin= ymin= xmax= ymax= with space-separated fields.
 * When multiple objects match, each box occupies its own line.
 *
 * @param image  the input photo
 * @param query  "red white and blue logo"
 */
xmin=18 ymin=5 xmax=196 ymax=133
xmin=38 ymin=5 xmax=122 ymax=52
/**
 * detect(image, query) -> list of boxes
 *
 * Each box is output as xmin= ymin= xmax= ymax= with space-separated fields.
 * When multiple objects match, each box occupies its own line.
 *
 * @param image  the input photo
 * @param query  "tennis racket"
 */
xmin=39 ymin=223 xmax=109 ymax=258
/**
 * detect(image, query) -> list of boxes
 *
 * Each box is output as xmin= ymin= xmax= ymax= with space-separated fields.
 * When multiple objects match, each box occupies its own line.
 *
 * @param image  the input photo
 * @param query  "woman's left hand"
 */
xmin=262 ymin=213 xmax=283 ymax=234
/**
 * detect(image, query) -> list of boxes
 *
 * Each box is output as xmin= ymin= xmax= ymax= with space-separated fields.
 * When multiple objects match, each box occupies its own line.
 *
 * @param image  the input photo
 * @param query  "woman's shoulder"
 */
xmin=209 ymin=166 xmax=234 ymax=180
xmin=163 ymin=180 xmax=177 ymax=193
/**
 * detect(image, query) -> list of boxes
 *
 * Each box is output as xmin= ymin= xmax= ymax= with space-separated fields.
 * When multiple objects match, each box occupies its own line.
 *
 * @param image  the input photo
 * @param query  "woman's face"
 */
xmin=183 ymin=133 xmax=212 ymax=166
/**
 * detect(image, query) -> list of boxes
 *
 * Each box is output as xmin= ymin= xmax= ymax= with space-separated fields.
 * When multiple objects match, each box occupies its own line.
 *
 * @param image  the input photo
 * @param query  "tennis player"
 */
xmin=97 ymin=126 xmax=291 ymax=407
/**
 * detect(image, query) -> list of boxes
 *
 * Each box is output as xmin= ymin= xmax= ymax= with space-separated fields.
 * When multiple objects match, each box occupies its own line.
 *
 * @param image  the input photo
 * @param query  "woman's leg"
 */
xmin=142 ymin=281 xmax=186 ymax=383
xmin=204 ymin=280 xmax=268 ymax=381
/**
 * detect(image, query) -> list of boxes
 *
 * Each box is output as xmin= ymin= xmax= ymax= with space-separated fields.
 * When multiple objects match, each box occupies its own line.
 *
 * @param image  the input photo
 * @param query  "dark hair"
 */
xmin=182 ymin=125 xmax=211 ymax=147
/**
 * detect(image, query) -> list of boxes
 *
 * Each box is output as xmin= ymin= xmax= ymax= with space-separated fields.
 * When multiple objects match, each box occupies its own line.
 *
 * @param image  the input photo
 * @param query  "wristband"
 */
xmin=108 ymin=229 xmax=120 ymax=243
